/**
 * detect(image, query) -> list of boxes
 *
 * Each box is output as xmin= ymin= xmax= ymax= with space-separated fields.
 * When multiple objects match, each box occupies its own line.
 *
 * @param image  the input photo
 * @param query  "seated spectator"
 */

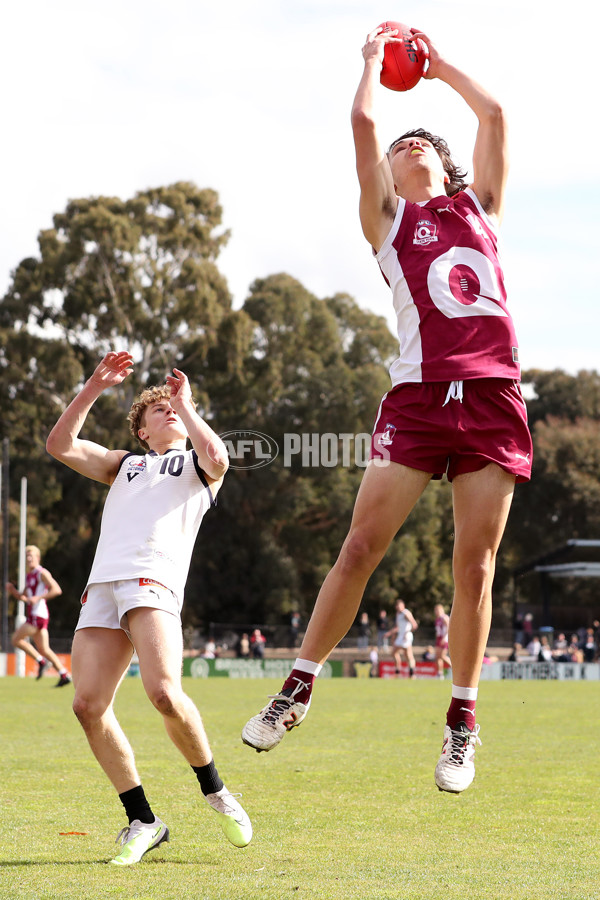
xmin=553 ymin=632 xmax=568 ymax=653
xmin=538 ymin=635 xmax=552 ymax=662
xmin=526 ymin=636 xmax=541 ymax=659
xmin=236 ymin=632 xmax=250 ymax=659
xmin=568 ymin=634 xmax=583 ymax=663
xmin=250 ymin=628 xmax=266 ymax=660
xmin=507 ymin=642 xmax=523 ymax=661
xmin=202 ymin=639 xmax=216 ymax=659
xmin=422 ymin=645 xmax=435 ymax=662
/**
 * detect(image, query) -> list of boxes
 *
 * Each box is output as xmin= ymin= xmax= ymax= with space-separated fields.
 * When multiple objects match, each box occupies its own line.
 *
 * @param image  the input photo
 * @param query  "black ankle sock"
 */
xmin=192 ymin=760 xmax=224 ymax=796
xmin=119 ymin=785 xmax=155 ymax=825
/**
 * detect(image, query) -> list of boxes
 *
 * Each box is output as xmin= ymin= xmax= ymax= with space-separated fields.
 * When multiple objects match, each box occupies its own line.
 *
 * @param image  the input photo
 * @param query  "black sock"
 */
xmin=192 ymin=760 xmax=224 ymax=796
xmin=119 ymin=785 xmax=155 ymax=825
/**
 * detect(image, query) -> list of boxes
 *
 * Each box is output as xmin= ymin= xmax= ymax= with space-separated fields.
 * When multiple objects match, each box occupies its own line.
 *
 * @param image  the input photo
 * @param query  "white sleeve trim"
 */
xmin=464 ymin=188 xmax=498 ymax=237
xmin=375 ymin=198 xmax=407 ymax=263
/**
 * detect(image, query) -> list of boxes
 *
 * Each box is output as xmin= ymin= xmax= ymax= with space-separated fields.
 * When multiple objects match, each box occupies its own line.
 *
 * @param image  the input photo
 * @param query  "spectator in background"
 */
xmin=236 ymin=633 xmax=250 ymax=659
xmin=250 ymin=629 xmax=266 ymax=660
xmin=568 ymin=634 xmax=583 ymax=663
xmin=357 ymin=611 xmax=371 ymax=649
xmin=523 ymin=613 xmax=534 ymax=647
xmin=582 ymin=627 xmax=597 ymax=663
xmin=289 ymin=611 xmax=301 ymax=648
xmin=202 ymin=640 xmax=217 ymax=659
xmin=507 ymin=643 xmax=522 ymax=662
xmin=553 ymin=632 xmax=568 ymax=656
xmin=377 ymin=610 xmax=390 ymax=652
xmin=512 ymin=611 xmax=524 ymax=646
xmin=526 ymin=634 xmax=541 ymax=660
xmin=537 ymin=636 xmax=552 ymax=662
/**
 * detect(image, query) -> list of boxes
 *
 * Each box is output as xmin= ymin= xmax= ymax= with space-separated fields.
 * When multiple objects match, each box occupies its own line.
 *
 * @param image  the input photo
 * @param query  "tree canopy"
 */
xmin=1 ymin=183 xmax=599 ymax=641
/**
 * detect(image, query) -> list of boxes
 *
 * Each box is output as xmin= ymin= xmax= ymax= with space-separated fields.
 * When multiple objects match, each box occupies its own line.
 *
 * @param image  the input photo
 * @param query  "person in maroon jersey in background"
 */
xmin=7 ymin=544 xmax=72 ymax=686
xmin=242 ymin=25 xmax=532 ymax=795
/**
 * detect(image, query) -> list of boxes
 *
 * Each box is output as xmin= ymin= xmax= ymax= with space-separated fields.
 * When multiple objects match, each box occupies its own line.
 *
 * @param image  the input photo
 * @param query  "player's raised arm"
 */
xmin=166 ymin=368 xmax=229 ymax=486
xmin=414 ymin=29 xmax=509 ymax=223
xmin=46 ymin=351 xmax=134 ymax=484
xmin=351 ymin=26 xmax=401 ymax=250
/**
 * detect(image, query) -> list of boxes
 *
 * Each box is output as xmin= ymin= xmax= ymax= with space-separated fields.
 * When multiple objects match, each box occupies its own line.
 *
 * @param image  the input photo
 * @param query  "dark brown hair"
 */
xmin=388 ymin=128 xmax=468 ymax=197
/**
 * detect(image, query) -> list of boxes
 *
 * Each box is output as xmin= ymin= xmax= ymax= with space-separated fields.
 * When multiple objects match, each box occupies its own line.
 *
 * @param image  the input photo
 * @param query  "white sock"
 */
xmin=293 ymin=658 xmax=322 ymax=677
xmin=451 ymin=685 xmax=478 ymax=700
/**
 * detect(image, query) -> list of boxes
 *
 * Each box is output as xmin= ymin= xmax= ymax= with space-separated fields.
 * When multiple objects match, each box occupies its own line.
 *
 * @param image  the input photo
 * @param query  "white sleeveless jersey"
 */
xmin=25 ymin=566 xmax=49 ymax=619
xmin=395 ymin=610 xmax=413 ymax=644
xmin=376 ymin=188 xmax=520 ymax=386
xmin=86 ymin=448 xmax=215 ymax=600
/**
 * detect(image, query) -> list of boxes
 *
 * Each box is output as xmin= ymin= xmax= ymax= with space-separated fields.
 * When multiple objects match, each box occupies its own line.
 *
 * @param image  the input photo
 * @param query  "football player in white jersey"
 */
xmin=243 ymin=26 xmax=532 ymax=796
xmin=46 ymin=351 xmax=252 ymax=864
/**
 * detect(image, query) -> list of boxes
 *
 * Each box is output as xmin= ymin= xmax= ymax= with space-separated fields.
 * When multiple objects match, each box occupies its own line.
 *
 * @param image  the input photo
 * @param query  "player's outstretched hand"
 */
xmin=166 ymin=367 xmax=193 ymax=411
xmin=90 ymin=351 xmax=134 ymax=390
xmin=409 ymin=28 xmax=442 ymax=80
xmin=362 ymin=24 xmax=402 ymax=65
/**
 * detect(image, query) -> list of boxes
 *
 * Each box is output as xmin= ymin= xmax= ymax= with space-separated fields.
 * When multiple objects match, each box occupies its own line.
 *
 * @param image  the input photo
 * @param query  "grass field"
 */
xmin=0 ymin=676 xmax=598 ymax=900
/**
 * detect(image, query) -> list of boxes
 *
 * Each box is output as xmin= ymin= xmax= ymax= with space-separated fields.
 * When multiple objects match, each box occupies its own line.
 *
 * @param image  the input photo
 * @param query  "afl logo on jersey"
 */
xmin=414 ymin=219 xmax=438 ymax=246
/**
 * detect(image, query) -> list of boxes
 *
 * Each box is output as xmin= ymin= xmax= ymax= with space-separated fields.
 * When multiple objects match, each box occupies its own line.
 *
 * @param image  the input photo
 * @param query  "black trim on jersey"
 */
xmin=192 ymin=450 xmax=215 ymax=507
xmin=116 ymin=452 xmax=138 ymax=476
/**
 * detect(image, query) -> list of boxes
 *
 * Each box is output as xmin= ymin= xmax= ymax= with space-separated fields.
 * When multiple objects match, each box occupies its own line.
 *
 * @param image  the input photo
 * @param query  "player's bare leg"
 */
xmin=435 ymin=464 xmax=515 ymax=793
xmin=11 ymin=622 xmax=44 ymax=662
xmin=71 ymin=627 xmax=140 ymax=792
xmin=32 ymin=627 xmax=71 ymax=685
xmin=242 ymin=460 xmax=431 ymax=751
xmin=128 ymin=607 xmax=251 ymax=848
xmin=128 ymin=608 xmax=214 ymax=765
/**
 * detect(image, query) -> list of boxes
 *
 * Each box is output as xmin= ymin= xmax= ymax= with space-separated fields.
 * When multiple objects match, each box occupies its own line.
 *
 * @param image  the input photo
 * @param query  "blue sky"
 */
xmin=2 ymin=0 xmax=598 ymax=373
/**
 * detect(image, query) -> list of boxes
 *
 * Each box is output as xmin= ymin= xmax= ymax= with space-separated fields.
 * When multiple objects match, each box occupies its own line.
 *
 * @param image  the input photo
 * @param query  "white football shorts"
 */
xmin=75 ymin=578 xmax=182 ymax=637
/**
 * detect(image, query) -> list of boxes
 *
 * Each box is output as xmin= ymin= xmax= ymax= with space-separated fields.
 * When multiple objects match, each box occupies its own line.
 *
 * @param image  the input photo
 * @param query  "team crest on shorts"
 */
xmin=379 ymin=423 xmax=397 ymax=446
xmin=413 ymin=219 xmax=438 ymax=246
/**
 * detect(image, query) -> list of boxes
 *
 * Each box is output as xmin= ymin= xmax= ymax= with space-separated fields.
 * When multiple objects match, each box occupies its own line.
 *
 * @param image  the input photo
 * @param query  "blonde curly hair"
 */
xmin=127 ymin=385 xmax=196 ymax=450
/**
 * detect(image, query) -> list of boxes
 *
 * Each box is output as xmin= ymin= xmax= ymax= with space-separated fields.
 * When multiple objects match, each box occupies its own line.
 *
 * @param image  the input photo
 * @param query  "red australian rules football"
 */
xmin=378 ymin=21 xmax=428 ymax=91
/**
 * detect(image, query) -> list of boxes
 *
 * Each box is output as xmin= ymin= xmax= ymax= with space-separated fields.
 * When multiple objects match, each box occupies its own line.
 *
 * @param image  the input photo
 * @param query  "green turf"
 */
xmin=0 ymin=676 xmax=598 ymax=900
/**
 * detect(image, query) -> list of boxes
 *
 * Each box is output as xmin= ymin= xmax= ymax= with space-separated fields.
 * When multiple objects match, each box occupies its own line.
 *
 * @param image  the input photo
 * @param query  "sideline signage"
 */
xmin=480 ymin=661 xmax=600 ymax=680
xmin=183 ymin=657 xmax=342 ymax=678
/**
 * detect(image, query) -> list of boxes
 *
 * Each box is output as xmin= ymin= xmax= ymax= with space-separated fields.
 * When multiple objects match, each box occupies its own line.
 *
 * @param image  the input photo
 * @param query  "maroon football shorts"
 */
xmin=26 ymin=613 xmax=50 ymax=630
xmin=371 ymin=378 xmax=533 ymax=483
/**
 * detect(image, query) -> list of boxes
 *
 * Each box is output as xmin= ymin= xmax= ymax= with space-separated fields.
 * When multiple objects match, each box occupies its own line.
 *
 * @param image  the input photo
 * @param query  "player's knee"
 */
xmin=455 ymin=558 xmax=494 ymax=604
xmin=72 ymin=694 xmax=104 ymax=728
xmin=147 ymin=682 xmax=181 ymax=717
xmin=338 ymin=531 xmax=383 ymax=577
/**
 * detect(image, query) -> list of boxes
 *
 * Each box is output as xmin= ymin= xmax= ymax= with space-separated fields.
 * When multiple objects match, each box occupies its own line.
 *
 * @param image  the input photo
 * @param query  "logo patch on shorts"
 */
xmin=379 ymin=423 xmax=397 ymax=446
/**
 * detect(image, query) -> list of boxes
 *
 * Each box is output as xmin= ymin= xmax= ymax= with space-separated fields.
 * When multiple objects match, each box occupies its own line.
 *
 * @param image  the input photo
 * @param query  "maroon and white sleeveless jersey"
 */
xmin=376 ymin=188 xmax=520 ymax=385
xmin=435 ymin=615 xmax=449 ymax=642
xmin=25 ymin=566 xmax=49 ymax=619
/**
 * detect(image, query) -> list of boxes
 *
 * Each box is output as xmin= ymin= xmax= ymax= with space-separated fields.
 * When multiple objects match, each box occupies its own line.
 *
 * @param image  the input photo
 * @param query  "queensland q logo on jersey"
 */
xmin=220 ymin=431 xmax=279 ymax=470
xmin=414 ymin=218 xmax=438 ymax=246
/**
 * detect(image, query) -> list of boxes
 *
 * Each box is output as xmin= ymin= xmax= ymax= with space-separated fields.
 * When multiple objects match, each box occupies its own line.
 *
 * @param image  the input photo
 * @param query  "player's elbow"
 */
xmin=46 ymin=429 xmax=65 ymax=461
xmin=482 ymin=99 xmax=507 ymax=132
xmin=351 ymin=106 xmax=377 ymax=138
